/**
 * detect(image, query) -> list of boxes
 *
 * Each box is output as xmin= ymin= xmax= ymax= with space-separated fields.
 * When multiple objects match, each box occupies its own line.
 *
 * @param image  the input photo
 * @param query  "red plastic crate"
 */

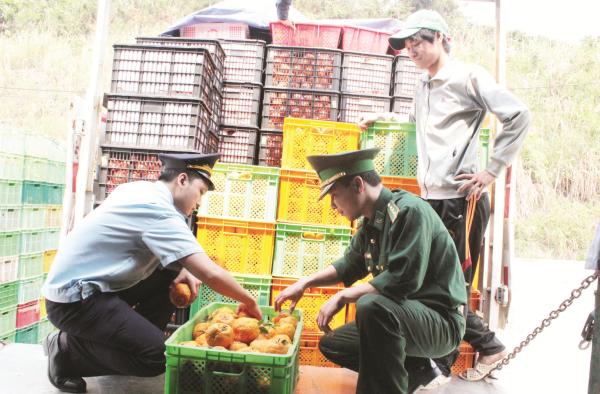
xmin=341 ymin=26 xmax=391 ymax=54
xmin=180 ymin=23 xmax=249 ymax=40
xmin=217 ymin=125 xmax=259 ymax=165
xmin=16 ymin=300 xmax=40 ymax=329
xmin=261 ymin=88 xmax=340 ymax=132
xmin=257 ymin=130 xmax=283 ymax=167
xmin=270 ymin=22 xmax=342 ymax=49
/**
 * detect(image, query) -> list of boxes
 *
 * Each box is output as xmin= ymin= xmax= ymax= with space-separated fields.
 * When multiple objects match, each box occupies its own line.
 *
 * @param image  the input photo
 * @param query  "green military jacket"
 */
xmin=332 ymin=187 xmax=467 ymax=313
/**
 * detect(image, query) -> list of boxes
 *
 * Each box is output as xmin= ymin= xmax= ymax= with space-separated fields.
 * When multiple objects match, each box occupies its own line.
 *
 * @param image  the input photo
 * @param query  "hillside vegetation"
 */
xmin=1 ymin=0 xmax=598 ymax=259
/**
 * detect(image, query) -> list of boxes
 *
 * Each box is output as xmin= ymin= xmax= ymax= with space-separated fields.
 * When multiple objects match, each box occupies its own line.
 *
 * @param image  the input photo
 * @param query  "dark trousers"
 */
xmin=45 ymin=268 xmax=177 ymax=377
xmin=427 ymin=195 xmax=505 ymax=372
xmin=319 ymin=294 xmax=464 ymax=394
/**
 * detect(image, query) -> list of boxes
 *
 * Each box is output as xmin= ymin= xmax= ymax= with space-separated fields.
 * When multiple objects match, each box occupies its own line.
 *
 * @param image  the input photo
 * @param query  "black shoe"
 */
xmin=42 ymin=332 xmax=87 ymax=393
xmin=407 ymin=363 xmax=444 ymax=393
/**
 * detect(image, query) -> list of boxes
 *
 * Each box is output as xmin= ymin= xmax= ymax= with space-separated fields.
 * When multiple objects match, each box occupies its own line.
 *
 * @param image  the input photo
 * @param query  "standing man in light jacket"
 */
xmin=359 ymin=9 xmax=531 ymax=382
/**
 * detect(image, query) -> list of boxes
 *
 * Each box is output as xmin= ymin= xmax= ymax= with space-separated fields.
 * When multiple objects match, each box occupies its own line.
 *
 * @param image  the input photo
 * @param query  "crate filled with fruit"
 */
xmin=165 ymin=302 xmax=303 ymax=394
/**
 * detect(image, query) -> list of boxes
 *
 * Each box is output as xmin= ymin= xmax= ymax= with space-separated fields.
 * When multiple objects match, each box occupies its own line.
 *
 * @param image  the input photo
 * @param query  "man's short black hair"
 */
xmin=335 ymin=170 xmax=382 ymax=188
xmin=158 ymin=169 xmax=203 ymax=182
xmin=409 ymin=28 xmax=451 ymax=53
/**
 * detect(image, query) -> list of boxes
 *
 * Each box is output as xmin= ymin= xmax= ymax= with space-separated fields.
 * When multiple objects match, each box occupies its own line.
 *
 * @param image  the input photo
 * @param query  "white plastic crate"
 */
xmin=0 ymin=152 xmax=24 ymax=180
xmin=0 ymin=255 xmax=18 ymax=284
xmin=20 ymin=205 xmax=45 ymax=230
xmin=0 ymin=206 xmax=21 ymax=232
xmin=44 ymin=206 xmax=62 ymax=228
xmin=44 ymin=228 xmax=60 ymax=251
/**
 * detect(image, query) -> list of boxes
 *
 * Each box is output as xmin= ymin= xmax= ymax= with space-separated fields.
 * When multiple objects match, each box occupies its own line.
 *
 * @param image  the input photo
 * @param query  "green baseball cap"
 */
xmin=307 ymin=148 xmax=380 ymax=201
xmin=389 ymin=9 xmax=449 ymax=50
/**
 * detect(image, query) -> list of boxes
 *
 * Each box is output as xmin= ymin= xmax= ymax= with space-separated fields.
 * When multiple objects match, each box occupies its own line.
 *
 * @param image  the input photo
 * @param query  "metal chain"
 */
xmin=485 ymin=272 xmax=599 ymax=377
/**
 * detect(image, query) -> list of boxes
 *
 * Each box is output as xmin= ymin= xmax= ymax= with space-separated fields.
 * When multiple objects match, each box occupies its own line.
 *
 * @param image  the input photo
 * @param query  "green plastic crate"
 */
xmin=360 ymin=122 xmax=417 ymax=177
xmin=0 ymin=152 xmax=24 ymax=180
xmin=18 ymin=275 xmax=43 ymax=304
xmin=0 ymin=281 xmax=18 ymax=309
xmin=46 ymin=183 xmax=65 ymax=205
xmin=0 ymin=329 xmax=16 ymax=343
xmin=165 ymin=302 xmax=303 ymax=394
xmin=18 ymin=253 xmax=43 ymax=280
xmin=189 ymin=274 xmax=272 ymax=317
xmin=0 ymin=232 xmax=21 ymax=256
xmin=15 ymin=322 xmax=39 ymax=344
xmin=479 ymin=128 xmax=490 ymax=170
xmin=272 ymin=223 xmax=352 ymax=278
xmin=0 ymin=180 xmax=22 ymax=205
xmin=199 ymin=163 xmax=280 ymax=221
xmin=0 ymin=305 xmax=17 ymax=335
xmin=0 ymin=205 xmax=22 ymax=232
xmin=20 ymin=229 xmax=45 ymax=254
xmin=37 ymin=318 xmax=57 ymax=343
xmin=21 ymin=181 xmax=45 ymax=204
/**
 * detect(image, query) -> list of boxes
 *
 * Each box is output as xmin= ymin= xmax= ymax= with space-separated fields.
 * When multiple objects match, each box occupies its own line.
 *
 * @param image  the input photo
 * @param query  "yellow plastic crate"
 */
xmin=39 ymin=297 xmax=47 ymax=320
xmin=281 ymin=118 xmax=361 ymax=170
xmin=277 ymin=168 xmax=351 ymax=227
xmin=271 ymin=277 xmax=346 ymax=333
xmin=43 ymin=250 xmax=57 ymax=273
xmin=196 ymin=217 xmax=275 ymax=275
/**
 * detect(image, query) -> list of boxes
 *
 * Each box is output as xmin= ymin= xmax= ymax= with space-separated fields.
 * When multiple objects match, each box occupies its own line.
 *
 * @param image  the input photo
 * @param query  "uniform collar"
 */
xmin=365 ymin=187 xmax=393 ymax=231
xmin=421 ymin=59 xmax=457 ymax=83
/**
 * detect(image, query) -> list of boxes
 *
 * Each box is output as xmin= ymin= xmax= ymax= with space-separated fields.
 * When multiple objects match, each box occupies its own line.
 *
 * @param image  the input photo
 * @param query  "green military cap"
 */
xmin=307 ymin=148 xmax=380 ymax=201
xmin=158 ymin=152 xmax=220 ymax=190
xmin=389 ymin=9 xmax=450 ymax=50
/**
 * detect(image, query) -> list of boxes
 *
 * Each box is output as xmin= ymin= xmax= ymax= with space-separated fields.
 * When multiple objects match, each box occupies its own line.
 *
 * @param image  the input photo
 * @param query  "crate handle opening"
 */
xmin=301 ymin=232 xmax=324 ymax=241
xmin=226 ymin=172 xmax=252 ymax=181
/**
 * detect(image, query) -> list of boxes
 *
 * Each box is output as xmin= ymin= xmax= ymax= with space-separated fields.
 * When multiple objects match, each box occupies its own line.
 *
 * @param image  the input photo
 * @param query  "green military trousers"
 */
xmin=319 ymin=294 xmax=465 ymax=394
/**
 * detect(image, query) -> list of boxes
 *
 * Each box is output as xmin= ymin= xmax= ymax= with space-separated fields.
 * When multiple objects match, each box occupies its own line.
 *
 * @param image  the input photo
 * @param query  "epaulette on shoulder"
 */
xmin=387 ymin=200 xmax=400 ymax=223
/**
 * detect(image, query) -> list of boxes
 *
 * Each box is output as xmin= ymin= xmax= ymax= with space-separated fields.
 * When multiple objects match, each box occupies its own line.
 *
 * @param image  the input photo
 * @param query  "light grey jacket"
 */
xmin=370 ymin=60 xmax=531 ymax=199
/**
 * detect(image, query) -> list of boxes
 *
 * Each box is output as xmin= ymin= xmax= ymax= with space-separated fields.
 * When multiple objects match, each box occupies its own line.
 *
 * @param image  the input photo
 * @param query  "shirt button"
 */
xmin=370 ymin=239 xmax=376 ymax=244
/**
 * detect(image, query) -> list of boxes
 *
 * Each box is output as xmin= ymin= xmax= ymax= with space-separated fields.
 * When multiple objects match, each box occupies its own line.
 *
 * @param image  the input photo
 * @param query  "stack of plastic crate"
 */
xmin=96 ymin=43 xmax=223 ymax=203
xmin=17 ymin=134 xmax=65 ymax=344
xmin=217 ymin=39 xmax=266 ymax=164
xmin=339 ymin=51 xmax=393 ymax=124
xmin=272 ymin=117 xmax=360 ymax=366
xmin=190 ymin=162 xmax=280 ymax=316
xmin=0 ymin=130 xmax=23 ymax=344
xmin=260 ymin=45 xmax=343 ymax=167
xmin=391 ymin=54 xmax=420 ymax=117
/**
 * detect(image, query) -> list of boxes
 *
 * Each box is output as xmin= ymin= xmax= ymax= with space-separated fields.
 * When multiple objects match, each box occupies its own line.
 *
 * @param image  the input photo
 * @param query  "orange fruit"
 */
xmin=232 ymin=317 xmax=260 ymax=344
xmin=170 ymin=283 xmax=191 ymax=307
xmin=205 ymin=323 xmax=235 ymax=348
xmin=229 ymin=341 xmax=249 ymax=351
xmin=195 ymin=333 xmax=208 ymax=346
xmin=212 ymin=312 xmax=235 ymax=325
xmin=274 ymin=323 xmax=296 ymax=340
xmin=193 ymin=322 xmax=211 ymax=339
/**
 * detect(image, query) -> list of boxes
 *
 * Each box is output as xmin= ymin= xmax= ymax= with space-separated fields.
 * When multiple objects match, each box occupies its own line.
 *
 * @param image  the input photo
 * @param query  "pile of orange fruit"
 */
xmin=179 ymin=306 xmax=299 ymax=355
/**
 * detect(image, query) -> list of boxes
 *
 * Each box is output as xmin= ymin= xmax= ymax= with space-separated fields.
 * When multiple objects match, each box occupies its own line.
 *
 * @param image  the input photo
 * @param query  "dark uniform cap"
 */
xmin=306 ymin=148 xmax=380 ymax=201
xmin=158 ymin=152 xmax=220 ymax=191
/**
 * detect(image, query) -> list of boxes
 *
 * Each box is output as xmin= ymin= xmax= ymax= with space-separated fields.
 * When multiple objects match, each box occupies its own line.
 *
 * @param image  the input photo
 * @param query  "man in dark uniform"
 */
xmin=275 ymin=148 xmax=467 ymax=393
xmin=42 ymin=153 xmax=262 ymax=393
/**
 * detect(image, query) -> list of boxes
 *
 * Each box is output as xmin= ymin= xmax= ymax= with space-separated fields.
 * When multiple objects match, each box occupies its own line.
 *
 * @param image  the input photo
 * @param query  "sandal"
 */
xmin=459 ymin=359 xmax=501 ymax=382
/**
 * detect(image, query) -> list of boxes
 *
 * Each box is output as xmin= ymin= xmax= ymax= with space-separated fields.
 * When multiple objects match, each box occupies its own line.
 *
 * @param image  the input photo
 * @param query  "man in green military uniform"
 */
xmin=275 ymin=148 xmax=467 ymax=393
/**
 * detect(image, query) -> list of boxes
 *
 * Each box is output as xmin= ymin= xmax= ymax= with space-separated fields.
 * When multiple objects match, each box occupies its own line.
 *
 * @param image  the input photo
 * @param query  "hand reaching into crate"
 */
xmin=316 ymin=293 xmax=345 ymax=333
xmin=274 ymin=279 xmax=307 ymax=313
